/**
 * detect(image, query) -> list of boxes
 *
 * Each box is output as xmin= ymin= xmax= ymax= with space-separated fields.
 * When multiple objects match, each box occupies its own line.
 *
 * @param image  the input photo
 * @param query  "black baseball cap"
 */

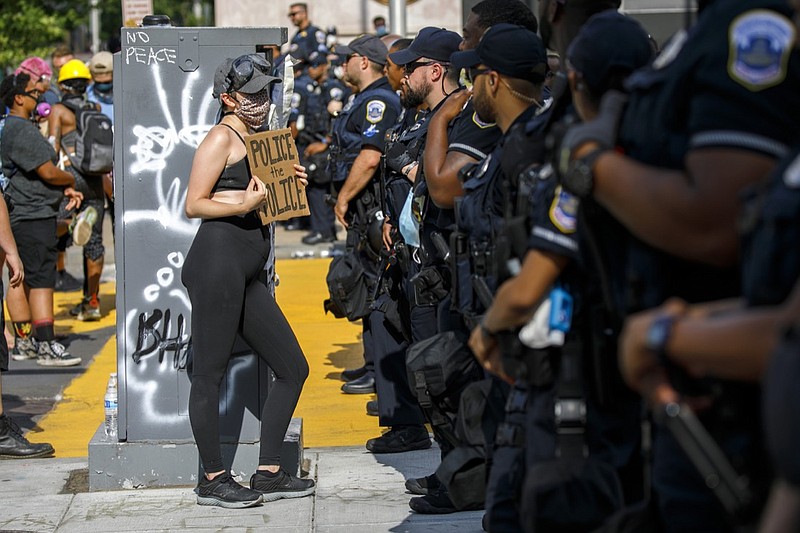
xmin=567 ymin=10 xmax=653 ymax=94
xmin=451 ymin=24 xmax=547 ymax=83
xmin=212 ymin=54 xmax=279 ymax=98
xmin=388 ymin=27 xmax=462 ymax=66
xmin=338 ymin=34 xmax=389 ymax=66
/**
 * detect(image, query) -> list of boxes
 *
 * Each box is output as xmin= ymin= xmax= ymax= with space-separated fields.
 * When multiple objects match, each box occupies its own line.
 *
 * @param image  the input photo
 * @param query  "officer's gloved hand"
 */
xmin=385 ymin=142 xmax=414 ymax=175
xmin=556 ymin=90 xmax=628 ymax=196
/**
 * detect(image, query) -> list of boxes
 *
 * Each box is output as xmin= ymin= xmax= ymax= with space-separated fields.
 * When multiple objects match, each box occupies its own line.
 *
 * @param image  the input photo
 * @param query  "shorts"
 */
xmin=11 ymin=218 xmax=58 ymax=289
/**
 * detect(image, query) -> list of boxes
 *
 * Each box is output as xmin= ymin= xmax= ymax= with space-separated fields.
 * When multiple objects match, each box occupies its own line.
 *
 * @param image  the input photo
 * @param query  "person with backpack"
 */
xmin=48 ymin=58 xmax=112 ymax=322
xmin=0 ymin=73 xmax=83 ymax=367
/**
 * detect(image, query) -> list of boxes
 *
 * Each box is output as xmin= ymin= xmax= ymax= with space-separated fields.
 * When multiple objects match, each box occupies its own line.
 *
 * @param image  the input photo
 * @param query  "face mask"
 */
xmin=234 ymin=90 xmax=271 ymax=129
xmin=94 ymin=82 xmax=113 ymax=93
xmin=398 ymin=190 xmax=421 ymax=248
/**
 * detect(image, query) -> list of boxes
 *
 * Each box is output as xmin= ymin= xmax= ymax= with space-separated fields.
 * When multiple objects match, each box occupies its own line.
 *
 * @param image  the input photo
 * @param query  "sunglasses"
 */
xmin=467 ymin=67 xmax=492 ymax=84
xmin=22 ymin=89 xmax=42 ymax=101
xmin=226 ymin=54 xmax=271 ymax=93
xmin=345 ymin=53 xmax=363 ymax=63
xmin=288 ymin=11 xmax=303 ymax=17
xmin=403 ymin=61 xmax=438 ymax=76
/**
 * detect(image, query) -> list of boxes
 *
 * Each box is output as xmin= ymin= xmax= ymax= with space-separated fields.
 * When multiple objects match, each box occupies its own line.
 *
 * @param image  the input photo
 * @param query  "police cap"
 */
xmin=451 ymin=24 xmax=547 ymax=83
xmin=567 ymin=10 xmax=653 ymax=95
xmin=339 ymin=34 xmax=389 ymax=66
xmin=388 ymin=27 xmax=462 ymax=65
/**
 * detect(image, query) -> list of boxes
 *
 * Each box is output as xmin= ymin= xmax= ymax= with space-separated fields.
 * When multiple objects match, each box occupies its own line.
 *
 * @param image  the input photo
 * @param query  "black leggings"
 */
xmin=182 ymin=214 xmax=309 ymax=473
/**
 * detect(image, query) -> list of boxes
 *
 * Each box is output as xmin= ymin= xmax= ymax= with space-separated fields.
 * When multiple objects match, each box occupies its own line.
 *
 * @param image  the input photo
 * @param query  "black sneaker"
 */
xmin=250 ymin=469 xmax=316 ymax=502
xmin=409 ymin=485 xmax=483 ymax=514
xmin=405 ymin=473 xmax=441 ymax=495
xmin=196 ymin=472 xmax=263 ymax=508
xmin=55 ymin=270 xmax=82 ymax=292
xmin=366 ymin=425 xmax=431 ymax=454
xmin=0 ymin=414 xmax=55 ymax=459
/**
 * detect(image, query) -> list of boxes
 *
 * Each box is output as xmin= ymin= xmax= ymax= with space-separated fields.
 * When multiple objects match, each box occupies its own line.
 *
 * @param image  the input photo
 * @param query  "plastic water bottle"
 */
xmin=104 ymin=373 xmax=118 ymax=438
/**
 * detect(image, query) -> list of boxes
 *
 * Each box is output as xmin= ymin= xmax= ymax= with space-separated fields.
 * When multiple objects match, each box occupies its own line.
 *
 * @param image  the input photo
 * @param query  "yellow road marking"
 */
xmin=31 ymin=260 xmax=379 ymax=455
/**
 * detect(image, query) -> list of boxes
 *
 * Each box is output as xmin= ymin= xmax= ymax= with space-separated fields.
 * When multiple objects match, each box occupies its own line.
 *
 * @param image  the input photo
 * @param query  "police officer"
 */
xmin=329 ymin=35 xmax=401 ymax=395
xmin=559 ymin=1 xmax=800 ymax=531
xmin=287 ymin=50 xmax=338 ymax=245
xmin=467 ymin=12 xmax=653 ymax=531
xmin=287 ymin=3 xmax=327 ymax=60
xmin=363 ymin=28 xmax=465 ymax=456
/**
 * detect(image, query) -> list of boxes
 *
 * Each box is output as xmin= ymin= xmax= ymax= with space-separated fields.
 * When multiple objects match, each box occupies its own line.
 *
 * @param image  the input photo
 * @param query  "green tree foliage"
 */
xmin=0 ymin=0 xmax=73 ymax=72
xmin=0 ymin=0 xmax=213 ymax=73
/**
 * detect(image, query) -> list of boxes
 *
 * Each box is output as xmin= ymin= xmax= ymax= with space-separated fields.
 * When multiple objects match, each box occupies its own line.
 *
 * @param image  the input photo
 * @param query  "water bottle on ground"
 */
xmin=104 ymin=373 xmax=118 ymax=438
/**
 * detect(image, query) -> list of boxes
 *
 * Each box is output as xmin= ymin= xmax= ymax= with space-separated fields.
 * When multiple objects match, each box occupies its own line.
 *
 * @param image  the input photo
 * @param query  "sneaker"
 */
xmin=196 ymin=472 xmax=263 ymax=508
xmin=77 ymin=294 xmax=101 ymax=322
xmin=70 ymin=297 xmax=90 ymax=317
xmin=70 ymin=206 xmax=97 ymax=247
xmin=0 ymin=414 xmax=55 ymax=459
xmin=405 ymin=473 xmax=441 ymax=496
xmin=409 ymin=485 xmax=483 ymax=514
xmin=366 ymin=425 xmax=431 ymax=454
xmin=36 ymin=340 xmax=81 ymax=367
xmin=55 ymin=270 xmax=82 ymax=292
xmin=250 ymin=469 xmax=315 ymax=502
xmin=10 ymin=337 xmax=39 ymax=361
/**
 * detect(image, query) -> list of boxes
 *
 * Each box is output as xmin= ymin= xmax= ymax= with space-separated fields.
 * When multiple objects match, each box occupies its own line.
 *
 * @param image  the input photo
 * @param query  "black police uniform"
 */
xmin=289 ymin=24 xmax=327 ymax=61
xmin=417 ymin=99 xmax=501 ymax=335
xmin=329 ymin=76 xmax=401 ymax=390
xmin=610 ymin=2 xmax=800 ymax=531
xmin=745 ymin=145 xmax=800 ymax=505
xmin=291 ymin=73 xmax=336 ymax=239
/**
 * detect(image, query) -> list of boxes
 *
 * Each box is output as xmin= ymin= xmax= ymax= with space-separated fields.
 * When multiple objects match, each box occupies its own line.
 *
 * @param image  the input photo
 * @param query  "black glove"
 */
xmin=556 ymin=90 xmax=628 ymax=178
xmin=385 ymin=142 xmax=415 ymax=175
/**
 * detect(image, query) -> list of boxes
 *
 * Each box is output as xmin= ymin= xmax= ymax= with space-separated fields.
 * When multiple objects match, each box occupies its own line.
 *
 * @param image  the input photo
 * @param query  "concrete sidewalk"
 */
xmin=0 ymin=446 xmax=484 ymax=532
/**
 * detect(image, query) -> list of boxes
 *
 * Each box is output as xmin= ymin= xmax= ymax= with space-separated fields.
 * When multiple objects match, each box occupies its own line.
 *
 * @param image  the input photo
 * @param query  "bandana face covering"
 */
xmin=234 ymin=90 xmax=271 ymax=129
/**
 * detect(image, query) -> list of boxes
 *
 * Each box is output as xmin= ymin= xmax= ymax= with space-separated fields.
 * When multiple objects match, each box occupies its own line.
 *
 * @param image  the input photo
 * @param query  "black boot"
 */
xmin=0 ymin=414 xmax=55 ymax=459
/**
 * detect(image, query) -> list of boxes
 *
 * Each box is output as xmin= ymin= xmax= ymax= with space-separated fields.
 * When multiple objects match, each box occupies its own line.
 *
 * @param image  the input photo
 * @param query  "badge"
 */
xmin=549 ymin=186 xmax=578 ymax=233
xmin=366 ymin=100 xmax=387 ymax=124
xmin=728 ymin=10 xmax=794 ymax=91
xmin=363 ymin=124 xmax=379 ymax=138
xmin=472 ymin=111 xmax=494 ymax=129
xmin=784 ymin=154 xmax=800 ymax=188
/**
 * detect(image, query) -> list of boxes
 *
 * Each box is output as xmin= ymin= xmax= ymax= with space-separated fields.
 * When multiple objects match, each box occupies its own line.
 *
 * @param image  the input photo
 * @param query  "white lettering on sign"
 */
xmin=125 ymin=31 xmax=151 ymax=44
xmin=125 ymin=47 xmax=177 ymax=66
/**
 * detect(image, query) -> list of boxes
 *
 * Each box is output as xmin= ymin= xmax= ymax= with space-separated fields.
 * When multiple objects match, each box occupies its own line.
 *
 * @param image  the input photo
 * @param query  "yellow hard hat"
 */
xmin=58 ymin=59 xmax=91 ymax=82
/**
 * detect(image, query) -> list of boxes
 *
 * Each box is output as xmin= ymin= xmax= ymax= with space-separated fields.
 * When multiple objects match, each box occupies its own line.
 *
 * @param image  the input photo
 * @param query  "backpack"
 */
xmin=63 ymin=100 xmax=113 ymax=175
xmin=323 ymin=251 xmax=373 ymax=321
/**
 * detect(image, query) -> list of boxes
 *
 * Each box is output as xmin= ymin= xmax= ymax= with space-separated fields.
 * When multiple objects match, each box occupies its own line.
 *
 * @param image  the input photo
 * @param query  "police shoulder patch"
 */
xmin=366 ymin=100 xmax=387 ymax=124
xmin=472 ymin=111 xmax=495 ymax=129
xmin=330 ymin=87 xmax=344 ymax=101
xmin=363 ymin=124 xmax=379 ymax=138
xmin=728 ymin=10 xmax=795 ymax=91
xmin=291 ymin=93 xmax=302 ymax=108
xmin=549 ymin=186 xmax=579 ymax=234
xmin=315 ymin=30 xmax=327 ymax=44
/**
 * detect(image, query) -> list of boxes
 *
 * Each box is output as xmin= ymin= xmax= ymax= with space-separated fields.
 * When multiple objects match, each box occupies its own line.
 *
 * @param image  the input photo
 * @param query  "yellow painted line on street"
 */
xmin=31 ymin=260 xmax=378 ymax=456
xmin=275 ymin=258 xmax=379 ymax=448
xmin=27 ymin=283 xmax=117 ymax=457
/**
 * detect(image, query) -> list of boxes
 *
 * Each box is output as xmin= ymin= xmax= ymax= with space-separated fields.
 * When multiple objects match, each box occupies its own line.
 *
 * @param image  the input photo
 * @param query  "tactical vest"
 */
xmin=329 ymin=85 xmax=398 ymax=183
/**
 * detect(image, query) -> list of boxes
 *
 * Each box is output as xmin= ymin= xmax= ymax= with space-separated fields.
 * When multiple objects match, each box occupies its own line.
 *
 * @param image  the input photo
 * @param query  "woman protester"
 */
xmin=182 ymin=53 xmax=314 ymax=509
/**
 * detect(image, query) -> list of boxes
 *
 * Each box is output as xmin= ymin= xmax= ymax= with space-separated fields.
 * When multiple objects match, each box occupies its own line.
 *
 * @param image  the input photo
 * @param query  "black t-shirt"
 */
xmin=447 ymin=99 xmax=501 ymax=161
xmin=1 ymin=116 xmax=63 ymax=220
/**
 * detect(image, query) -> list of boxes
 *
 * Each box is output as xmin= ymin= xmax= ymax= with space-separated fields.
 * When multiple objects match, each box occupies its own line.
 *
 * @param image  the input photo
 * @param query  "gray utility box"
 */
xmin=89 ymin=24 xmax=302 ymax=491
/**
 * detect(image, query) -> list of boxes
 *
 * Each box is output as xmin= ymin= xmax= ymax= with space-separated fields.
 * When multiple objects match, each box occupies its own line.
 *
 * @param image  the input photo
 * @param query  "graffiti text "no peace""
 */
xmin=125 ymin=47 xmax=177 ymax=66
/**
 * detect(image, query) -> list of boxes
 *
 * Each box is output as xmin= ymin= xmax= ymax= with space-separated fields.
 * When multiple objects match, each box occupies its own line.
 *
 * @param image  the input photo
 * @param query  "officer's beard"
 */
xmin=401 ymin=79 xmax=430 ymax=109
xmin=472 ymin=89 xmax=496 ymax=124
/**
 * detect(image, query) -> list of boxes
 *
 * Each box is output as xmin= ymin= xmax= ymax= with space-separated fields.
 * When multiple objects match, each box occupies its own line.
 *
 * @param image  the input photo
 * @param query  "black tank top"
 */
xmin=212 ymin=123 xmax=251 ymax=193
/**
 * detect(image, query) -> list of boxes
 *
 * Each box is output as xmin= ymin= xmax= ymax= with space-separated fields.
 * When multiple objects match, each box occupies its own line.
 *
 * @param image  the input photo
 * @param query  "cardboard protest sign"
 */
xmin=245 ymin=128 xmax=310 ymax=224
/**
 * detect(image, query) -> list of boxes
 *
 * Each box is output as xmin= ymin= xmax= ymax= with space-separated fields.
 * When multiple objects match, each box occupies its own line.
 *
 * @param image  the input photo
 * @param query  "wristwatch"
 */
xmin=562 ymin=148 xmax=606 ymax=198
xmin=645 ymin=314 xmax=677 ymax=366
